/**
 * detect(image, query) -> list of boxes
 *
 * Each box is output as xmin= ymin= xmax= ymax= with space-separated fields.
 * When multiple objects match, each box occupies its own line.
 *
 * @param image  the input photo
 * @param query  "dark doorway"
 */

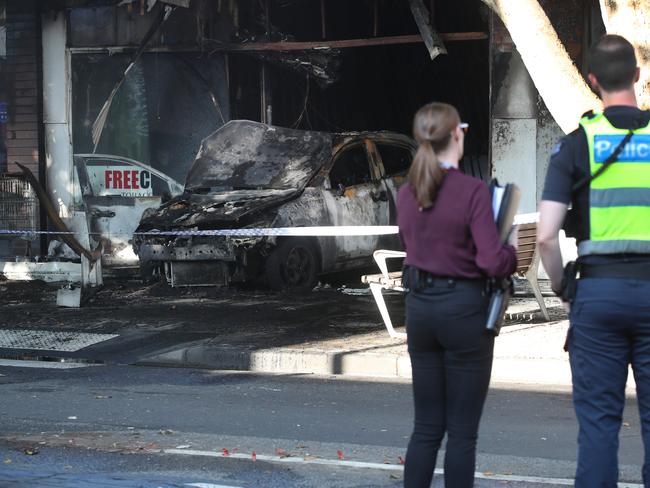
xmin=229 ymin=0 xmax=490 ymax=179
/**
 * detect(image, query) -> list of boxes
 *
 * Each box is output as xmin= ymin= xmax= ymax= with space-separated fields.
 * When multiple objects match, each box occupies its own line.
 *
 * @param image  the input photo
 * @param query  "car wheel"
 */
xmin=265 ymin=238 xmax=320 ymax=291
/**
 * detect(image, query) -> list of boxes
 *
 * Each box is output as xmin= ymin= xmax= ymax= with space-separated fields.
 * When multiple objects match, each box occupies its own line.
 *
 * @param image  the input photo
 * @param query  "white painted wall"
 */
xmin=491 ymin=118 xmax=538 ymax=213
xmin=491 ymin=49 xmax=538 ymax=214
xmin=42 ymin=13 xmax=73 ymax=218
xmin=491 ymin=47 xmax=579 ymax=278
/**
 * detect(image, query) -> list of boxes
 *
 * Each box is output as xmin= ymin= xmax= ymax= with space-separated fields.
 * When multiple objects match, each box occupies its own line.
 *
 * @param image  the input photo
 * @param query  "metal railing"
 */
xmin=0 ymin=174 xmax=39 ymax=256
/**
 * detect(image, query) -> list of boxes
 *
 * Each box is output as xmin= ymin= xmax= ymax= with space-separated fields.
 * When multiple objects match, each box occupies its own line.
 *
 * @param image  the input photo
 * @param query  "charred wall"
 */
xmin=61 ymin=0 xmax=491 ymax=187
xmin=67 ymin=2 xmax=232 ymax=182
xmin=229 ymin=0 xmax=491 ymax=179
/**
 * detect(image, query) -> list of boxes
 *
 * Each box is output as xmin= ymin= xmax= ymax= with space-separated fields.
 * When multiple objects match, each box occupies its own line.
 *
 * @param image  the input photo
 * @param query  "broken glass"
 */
xmin=71 ymin=52 xmax=230 ymax=184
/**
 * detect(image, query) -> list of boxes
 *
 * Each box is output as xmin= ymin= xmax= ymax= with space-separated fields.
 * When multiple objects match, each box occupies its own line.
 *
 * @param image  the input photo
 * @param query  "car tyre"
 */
xmin=265 ymin=238 xmax=320 ymax=291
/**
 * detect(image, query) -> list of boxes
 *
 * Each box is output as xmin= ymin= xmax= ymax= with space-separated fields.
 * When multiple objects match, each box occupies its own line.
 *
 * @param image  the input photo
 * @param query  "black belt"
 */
xmin=581 ymin=261 xmax=650 ymax=280
xmin=403 ymin=266 xmax=485 ymax=290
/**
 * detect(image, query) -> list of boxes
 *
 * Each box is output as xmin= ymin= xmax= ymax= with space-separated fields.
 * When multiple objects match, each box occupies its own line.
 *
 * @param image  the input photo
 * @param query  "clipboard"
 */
xmin=491 ymin=180 xmax=521 ymax=243
xmin=486 ymin=179 xmax=521 ymax=336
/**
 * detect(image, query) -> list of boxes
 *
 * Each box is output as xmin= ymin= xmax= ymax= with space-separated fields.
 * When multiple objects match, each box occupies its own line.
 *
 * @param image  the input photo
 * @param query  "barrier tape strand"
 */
xmin=0 ymin=213 xmax=540 ymax=238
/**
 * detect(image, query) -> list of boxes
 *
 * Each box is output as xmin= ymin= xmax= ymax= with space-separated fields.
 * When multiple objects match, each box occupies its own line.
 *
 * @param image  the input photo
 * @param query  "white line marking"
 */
xmin=0 ymin=359 xmax=100 ymax=369
xmin=157 ymin=448 xmax=644 ymax=487
xmin=162 ymin=449 xmax=399 ymax=471
xmin=185 ymin=483 xmax=242 ymax=488
xmin=470 ymin=471 xmax=573 ymax=485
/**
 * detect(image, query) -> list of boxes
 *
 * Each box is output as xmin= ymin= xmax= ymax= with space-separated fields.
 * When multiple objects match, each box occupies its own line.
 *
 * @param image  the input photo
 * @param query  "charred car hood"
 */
xmin=137 ymin=120 xmax=332 ymax=231
xmin=137 ymin=188 xmax=298 ymax=230
xmin=185 ymin=120 xmax=331 ymax=193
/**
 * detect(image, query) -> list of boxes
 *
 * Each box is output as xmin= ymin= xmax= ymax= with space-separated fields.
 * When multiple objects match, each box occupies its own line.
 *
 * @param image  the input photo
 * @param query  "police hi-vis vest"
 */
xmin=578 ymin=112 xmax=650 ymax=256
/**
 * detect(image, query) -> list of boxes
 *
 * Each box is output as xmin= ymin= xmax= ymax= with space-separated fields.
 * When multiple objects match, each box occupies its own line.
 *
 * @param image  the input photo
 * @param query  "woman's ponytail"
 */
xmin=408 ymin=103 xmax=460 ymax=209
xmin=409 ymin=140 xmax=443 ymax=209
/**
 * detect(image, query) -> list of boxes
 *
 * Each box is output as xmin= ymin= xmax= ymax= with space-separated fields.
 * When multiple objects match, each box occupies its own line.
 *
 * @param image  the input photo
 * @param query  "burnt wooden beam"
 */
xmin=408 ymin=0 xmax=446 ymax=60
xmin=68 ymin=33 xmax=488 ymax=55
xmin=204 ymin=33 xmax=487 ymax=52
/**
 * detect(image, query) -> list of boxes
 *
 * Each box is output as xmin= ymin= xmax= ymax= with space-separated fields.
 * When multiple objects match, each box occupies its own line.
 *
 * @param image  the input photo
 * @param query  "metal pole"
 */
xmin=264 ymin=0 xmax=270 ymax=33
xmin=321 ymin=0 xmax=326 ymax=39
xmin=261 ymin=0 xmax=272 ymax=124
xmin=373 ymin=0 xmax=379 ymax=37
xmin=260 ymin=63 xmax=267 ymax=124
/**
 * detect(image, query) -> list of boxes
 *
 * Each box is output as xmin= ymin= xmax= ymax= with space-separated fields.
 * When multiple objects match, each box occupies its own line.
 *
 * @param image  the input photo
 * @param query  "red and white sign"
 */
xmin=87 ymin=165 xmax=154 ymax=197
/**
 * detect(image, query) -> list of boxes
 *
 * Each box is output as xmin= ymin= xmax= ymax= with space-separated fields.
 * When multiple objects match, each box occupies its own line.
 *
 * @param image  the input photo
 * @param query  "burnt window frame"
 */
xmin=371 ymin=139 xmax=416 ymax=179
xmin=326 ymin=138 xmax=377 ymax=190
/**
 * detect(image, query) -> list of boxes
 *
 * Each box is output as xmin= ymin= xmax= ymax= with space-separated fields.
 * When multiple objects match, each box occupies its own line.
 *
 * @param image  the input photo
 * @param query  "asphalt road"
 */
xmin=0 ymin=363 xmax=645 ymax=487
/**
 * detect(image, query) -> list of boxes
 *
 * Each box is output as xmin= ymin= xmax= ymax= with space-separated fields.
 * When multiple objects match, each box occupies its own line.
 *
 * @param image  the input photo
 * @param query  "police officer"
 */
xmin=538 ymin=34 xmax=650 ymax=487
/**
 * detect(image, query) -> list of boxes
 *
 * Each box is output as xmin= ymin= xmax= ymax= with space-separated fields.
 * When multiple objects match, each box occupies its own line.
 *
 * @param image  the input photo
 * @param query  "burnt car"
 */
xmin=133 ymin=120 xmax=416 ymax=289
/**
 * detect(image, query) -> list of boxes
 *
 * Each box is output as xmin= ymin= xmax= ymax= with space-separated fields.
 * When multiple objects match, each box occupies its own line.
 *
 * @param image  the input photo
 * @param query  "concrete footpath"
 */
xmin=0 ymin=279 xmax=615 ymax=389
xmin=128 ymin=280 xmax=579 ymax=387
xmin=139 ymin=295 xmax=576 ymax=386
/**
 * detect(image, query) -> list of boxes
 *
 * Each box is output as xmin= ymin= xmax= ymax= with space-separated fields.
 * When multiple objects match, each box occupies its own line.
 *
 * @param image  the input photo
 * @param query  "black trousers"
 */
xmin=404 ymin=278 xmax=493 ymax=488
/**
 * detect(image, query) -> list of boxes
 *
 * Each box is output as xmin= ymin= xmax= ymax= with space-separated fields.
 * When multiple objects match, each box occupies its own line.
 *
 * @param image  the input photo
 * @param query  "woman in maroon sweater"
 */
xmin=398 ymin=102 xmax=517 ymax=488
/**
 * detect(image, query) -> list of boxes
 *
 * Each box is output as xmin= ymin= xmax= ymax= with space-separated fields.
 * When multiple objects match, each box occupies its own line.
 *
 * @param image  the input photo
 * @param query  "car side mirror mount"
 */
xmin=327 ymin=182 xmax=346 ymax=197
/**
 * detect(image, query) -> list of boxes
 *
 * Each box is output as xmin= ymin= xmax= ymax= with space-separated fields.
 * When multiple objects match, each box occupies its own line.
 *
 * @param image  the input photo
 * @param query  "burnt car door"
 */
xmin=73 ymin=154 xmax=183 ymax=266
xmin=323 ymin=139 xmax=387 ymax=263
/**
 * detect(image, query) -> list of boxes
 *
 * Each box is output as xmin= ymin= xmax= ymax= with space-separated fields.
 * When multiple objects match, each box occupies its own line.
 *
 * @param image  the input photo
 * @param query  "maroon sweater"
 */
xmin=397 ymin=168 xmax=517 ymax=279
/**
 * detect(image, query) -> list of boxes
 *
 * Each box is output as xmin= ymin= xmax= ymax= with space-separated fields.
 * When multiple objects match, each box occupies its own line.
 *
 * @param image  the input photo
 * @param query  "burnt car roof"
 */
xmin=185 ymin=120 xmax=333 ymax=192
xmin=184 ymin=121 xmax=415 ymax=193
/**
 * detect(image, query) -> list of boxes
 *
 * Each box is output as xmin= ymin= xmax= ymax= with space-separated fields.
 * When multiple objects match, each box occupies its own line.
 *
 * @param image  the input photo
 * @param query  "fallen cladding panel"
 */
xmin=0 ymin=261 xmax=82 ymax=283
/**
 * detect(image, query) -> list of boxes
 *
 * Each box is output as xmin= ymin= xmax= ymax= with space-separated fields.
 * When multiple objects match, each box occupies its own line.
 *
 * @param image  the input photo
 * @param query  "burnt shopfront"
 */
xmin=39 ymin=0 xmax=492 ymax=271
xmin=4 ymin=0 xmax=595 ymax=279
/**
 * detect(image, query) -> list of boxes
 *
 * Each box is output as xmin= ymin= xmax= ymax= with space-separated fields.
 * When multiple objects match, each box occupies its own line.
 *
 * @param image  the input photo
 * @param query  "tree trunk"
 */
xmin=483 ymin=0 xmax=601 ymax=134
xmin=599 ymin=0 xmax=650 ymax=109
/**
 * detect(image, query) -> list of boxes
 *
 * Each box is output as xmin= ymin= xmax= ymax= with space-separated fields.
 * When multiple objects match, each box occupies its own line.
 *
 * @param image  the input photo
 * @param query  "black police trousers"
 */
xmin=569 ymin=277 xmax=650 ymax=487
xmin=403 ymin=277 xmax=493 ymax=488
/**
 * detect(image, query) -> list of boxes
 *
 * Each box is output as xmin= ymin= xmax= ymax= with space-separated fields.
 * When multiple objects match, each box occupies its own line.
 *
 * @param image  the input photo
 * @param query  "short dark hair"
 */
xmin=589 ymin=35 xmax=638 ymax=92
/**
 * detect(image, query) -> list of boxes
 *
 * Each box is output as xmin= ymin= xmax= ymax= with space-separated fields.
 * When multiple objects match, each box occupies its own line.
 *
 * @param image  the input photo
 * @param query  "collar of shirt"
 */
xmin=439 ymin=161 xmax=457 ymax=170
xmin=601 ymin=105 xmax=650 ymax=130
xmin=603 ymin=105 xmax=644 ymax=116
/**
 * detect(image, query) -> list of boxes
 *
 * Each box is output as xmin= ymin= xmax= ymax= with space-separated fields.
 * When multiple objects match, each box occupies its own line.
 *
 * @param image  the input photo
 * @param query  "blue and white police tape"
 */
xmin=136 ymin=226 xmax=401 ymax=237
xmin=0 ymin=226 xmax=399 ymax=237
xmin=0 ymin=212 xmax=540 ymax=237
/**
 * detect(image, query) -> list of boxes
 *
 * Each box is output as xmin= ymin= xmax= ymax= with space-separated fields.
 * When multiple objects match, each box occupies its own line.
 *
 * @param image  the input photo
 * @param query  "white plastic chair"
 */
xmin=367 ymin=250 xmax=407 ymax=339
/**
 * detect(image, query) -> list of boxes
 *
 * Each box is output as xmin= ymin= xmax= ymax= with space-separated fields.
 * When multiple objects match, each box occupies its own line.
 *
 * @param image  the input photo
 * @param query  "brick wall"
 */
xmin=5 ymin=0 xmax=42 ymax=179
